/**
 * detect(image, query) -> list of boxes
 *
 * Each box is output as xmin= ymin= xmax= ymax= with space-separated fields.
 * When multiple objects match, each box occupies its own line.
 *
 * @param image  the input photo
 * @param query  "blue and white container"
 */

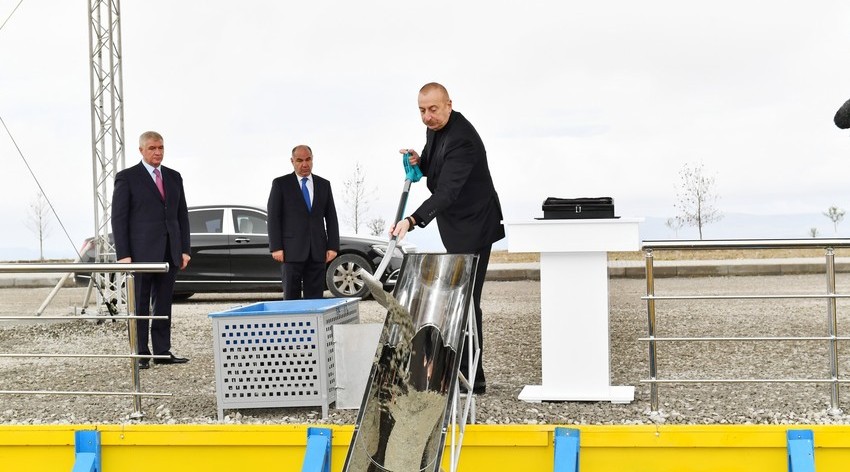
xmin=208 ymin=298 xmax=359 ymax=420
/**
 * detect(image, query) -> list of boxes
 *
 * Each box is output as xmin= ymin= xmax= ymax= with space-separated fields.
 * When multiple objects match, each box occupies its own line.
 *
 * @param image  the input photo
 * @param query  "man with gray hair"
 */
xmin=112 ymin=131 xmax=191 ymax=369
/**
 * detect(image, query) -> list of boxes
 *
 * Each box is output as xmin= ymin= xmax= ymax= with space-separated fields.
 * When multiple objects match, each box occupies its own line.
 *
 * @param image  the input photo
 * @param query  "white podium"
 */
xmin=504 ymin=218 xmax=642 ymax=403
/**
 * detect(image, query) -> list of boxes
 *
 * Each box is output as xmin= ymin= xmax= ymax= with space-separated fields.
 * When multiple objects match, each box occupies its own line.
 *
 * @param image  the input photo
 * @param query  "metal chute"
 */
xmin=344 ymin=253 xmax=478 ymax=472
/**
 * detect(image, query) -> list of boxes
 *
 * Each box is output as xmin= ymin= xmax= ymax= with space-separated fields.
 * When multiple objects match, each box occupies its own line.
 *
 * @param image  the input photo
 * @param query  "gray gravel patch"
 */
xmin=2 ymin=273 xmax=850 ymax=426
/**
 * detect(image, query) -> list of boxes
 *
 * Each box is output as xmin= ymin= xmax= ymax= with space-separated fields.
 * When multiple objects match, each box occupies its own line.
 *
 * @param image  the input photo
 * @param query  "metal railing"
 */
xmin=641 ymin=238 xmax=850 ymax=412
xmin=0 ymin=262 xmax=172 ymax=418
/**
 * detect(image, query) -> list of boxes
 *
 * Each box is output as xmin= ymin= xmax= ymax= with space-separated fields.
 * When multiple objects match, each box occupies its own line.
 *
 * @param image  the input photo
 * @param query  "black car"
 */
xmin=75 ymin=205 xmax=415 ymax=299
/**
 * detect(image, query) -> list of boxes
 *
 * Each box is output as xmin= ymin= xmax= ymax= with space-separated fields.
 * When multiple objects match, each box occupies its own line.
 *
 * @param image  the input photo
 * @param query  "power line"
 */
xmin=0 ymin=0 xmax=24 ymax=35
xmin=0 ymin=113 xmax=82 ymax=259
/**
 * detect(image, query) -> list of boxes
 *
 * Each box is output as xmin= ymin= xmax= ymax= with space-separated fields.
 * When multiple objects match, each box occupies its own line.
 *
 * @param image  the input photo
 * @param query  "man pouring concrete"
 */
xmin=392 ymin=82 xmax=505 ymax=395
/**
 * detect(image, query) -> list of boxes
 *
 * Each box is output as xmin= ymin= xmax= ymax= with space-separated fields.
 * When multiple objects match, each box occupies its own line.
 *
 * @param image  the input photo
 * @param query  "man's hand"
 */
xmin=118 ymin=257 xmax=132 ymax=263
xmin=181 ymin=253 xmax=191 ymax=270
xmin=272 ymin=250 xmax=284 ymax=263
xmin=389 ymin=218 xmax=412 ymax=241
xmin=399 ymin=148 xmax=420 ymax=166
xmin=326 ymin=250 xmax=337 ymax=263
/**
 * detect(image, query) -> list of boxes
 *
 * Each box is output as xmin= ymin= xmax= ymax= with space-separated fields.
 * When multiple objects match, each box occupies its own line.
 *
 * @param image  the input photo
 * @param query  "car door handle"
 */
xmin=234 ymin=237 xmax=251 ymax=243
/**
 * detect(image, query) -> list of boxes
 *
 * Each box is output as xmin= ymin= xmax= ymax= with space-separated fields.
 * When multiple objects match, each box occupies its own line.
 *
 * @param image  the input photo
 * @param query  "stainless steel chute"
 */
xmin=343 ymin=253 xmax=478 ymax=472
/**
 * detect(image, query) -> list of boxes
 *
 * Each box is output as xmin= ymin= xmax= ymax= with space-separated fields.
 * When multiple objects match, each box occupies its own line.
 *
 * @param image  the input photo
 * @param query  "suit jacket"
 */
xmin=411 ymin=110 xmax=505 ymax=253
xmin=111 ymin=162 xmax=191 ymax=265
xmin=267 ymin=172 xmax=340 ymax=262
xmin=835 ymin=98 xmax=850 ymax=129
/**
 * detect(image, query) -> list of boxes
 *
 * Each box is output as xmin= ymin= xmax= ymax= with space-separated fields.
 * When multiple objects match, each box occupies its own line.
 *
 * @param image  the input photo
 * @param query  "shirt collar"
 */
xmin=141 ymin=160 xmax=160 ymax=175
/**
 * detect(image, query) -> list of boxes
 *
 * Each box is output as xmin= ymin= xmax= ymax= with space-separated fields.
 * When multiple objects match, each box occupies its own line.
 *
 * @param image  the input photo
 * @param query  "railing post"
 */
xmin=125 ymin=273 xmax=143 ymax=419
xmin=825 ymin=247 xmax=841 ymax=412
xmin=644 ymin=248 xmax=658 ymax=411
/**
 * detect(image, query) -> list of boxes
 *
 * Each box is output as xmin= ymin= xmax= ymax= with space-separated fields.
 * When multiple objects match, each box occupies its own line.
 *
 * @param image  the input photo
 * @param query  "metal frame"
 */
xmin=87 ymin=0 xmax=127 ymax=315
xmin=642 ymin=238 xmax=850 ymax=412
xmin=0 ymin=262 xmax=170 ymax=418
xmin=446 ymin=301 xmax=480 ymax=472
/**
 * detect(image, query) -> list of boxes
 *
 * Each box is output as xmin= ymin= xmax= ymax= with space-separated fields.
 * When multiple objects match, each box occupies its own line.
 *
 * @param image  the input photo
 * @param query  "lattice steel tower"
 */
xmin=86 ymin=0 xmax=126 ymax=314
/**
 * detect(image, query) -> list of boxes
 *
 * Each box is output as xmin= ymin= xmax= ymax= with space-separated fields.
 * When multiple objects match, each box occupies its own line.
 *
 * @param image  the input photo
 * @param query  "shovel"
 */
xmin=373 ymin=152 xmax=422 ymax=279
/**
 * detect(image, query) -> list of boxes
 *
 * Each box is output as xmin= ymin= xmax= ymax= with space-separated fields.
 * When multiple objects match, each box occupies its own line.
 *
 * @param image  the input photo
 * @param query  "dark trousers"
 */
xmin=459 ymin=244 xmax=492 ymax=383
xmin=282 ymin=255 xmax=326 ymax=300
xmin=133 ymin=263 xmax=178 ymax=356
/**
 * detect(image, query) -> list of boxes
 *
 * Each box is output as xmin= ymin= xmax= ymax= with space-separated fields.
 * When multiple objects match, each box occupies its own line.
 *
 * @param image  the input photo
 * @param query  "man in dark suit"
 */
xmin=393 ymin=82 xmax=505 ymax=394
xmin=112 ymin=131 xmax=191 ymax=369
xmin=267 ymin=144 xmax=340 ymax=299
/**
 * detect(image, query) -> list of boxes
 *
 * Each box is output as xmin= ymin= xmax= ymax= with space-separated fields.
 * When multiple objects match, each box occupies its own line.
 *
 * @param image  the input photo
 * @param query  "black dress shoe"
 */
xmin=154 ymin=353 xmax=189 ymax=365
xmin=138 ymin=359 xmax=150 ymax=369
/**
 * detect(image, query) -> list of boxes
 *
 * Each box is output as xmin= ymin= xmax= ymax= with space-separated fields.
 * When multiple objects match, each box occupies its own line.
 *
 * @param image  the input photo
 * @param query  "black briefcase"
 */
xmin=541 ymin=197 xmax=615 ymax=219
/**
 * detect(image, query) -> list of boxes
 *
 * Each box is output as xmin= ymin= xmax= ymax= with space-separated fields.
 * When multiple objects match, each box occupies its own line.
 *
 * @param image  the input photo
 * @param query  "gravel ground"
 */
xmin=3 ymin=273 xmax=850 ymax=426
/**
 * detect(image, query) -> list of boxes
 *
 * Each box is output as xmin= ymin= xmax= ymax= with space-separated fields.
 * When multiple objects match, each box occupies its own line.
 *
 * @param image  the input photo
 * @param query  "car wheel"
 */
xmin=326 ymin=253 xmax=372 ymax=299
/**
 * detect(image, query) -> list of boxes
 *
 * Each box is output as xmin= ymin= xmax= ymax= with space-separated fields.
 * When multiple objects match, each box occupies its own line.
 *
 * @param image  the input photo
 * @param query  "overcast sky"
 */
xmin=1 ymin=1 xmax=850 ymax=258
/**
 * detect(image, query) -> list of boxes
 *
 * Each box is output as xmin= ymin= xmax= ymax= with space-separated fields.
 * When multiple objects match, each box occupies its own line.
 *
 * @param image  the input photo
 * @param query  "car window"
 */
xmin=189 ymin=209 xmax=224 ymax=234
xmin=233 ymin=209 xmax=268 ymax=235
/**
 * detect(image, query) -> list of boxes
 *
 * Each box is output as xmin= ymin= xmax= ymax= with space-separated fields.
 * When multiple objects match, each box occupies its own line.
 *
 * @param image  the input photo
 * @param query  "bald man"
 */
xmin=267 ymin=144 xmax=340 ymax=299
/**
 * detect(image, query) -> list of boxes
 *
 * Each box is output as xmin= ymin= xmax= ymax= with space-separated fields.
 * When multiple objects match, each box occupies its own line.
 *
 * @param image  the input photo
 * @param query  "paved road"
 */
xmin=3 ymin=257 xmax=850 ymax=288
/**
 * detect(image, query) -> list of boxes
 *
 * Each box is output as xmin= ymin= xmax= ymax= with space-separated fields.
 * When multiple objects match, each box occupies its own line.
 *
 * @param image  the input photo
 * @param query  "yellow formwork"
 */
xmin=1 ymin=423 xmax=849 ymax=471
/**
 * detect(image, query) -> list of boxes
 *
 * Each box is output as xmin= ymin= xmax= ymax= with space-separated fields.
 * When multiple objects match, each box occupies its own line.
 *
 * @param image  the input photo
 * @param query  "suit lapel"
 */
xmin=288 ymin=173 xmax=310 ymax=214
xmin=156 ymin=165 xmax=176 ymax=205
xmin=160 ymin=166 xmax=172 ymax=203
xmin=311 ymin=178 xmax=322 ymax=212
xmin=135 ymin=163 xmax=164 ymax=202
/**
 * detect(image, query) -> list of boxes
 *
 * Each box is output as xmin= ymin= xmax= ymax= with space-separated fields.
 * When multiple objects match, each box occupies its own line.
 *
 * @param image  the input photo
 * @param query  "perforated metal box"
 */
xmin=208 ymin=298 xmax=359 ymax=420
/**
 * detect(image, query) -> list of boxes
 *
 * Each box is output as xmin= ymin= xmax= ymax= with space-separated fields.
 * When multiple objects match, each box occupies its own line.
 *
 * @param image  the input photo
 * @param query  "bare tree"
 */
xmin=809 ymin=227 xmax=820 ymax=238
xmin=674 ymin=163 xmax=722 ymax=240
xmin=367 ymin=217 xmax=386 ymax=237
xmin=665 ymin=216 xmax=684 ymax=238
xmin=823 ymin=205 xmax=845 ymax=234
xmin=342 ymin=162 xmax=375 ymax=234
xmin=24 ymin=192 xmax=52 ymax=260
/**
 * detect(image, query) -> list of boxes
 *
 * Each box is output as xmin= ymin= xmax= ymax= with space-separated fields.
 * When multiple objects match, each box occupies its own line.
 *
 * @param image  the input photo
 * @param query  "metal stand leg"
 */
xmin=448 ymin=303 xmax=480 ymax=472
xmin=36 ymin=273 xmax=73 ymax=316
xmin=126 ymin=275 xmax=144 ymax=419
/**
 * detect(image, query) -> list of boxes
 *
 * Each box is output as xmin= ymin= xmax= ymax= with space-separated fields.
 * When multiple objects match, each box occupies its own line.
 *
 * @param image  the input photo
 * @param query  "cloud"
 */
xmin=1 ymin=1 xmax=850 ymax=258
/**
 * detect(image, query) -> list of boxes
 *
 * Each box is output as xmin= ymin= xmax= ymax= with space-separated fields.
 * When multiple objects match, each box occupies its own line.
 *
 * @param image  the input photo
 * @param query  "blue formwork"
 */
xmin=71 ymin=430 xmax=100 ymax=472
xmin=554 ymin=427 xmax=580 ymax=472
xmin=208 ymin=298 xmax=359 ymax=420
xmin=302 ymin=427 xmax=332 ymax=472
xmin=787 ymin=429 xmax=815 ymax=472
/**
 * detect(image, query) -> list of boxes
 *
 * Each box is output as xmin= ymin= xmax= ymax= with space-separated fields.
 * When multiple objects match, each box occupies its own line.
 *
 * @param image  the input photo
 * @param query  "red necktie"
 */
xmin=153 ymin=168 xmax=165 ymax=200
